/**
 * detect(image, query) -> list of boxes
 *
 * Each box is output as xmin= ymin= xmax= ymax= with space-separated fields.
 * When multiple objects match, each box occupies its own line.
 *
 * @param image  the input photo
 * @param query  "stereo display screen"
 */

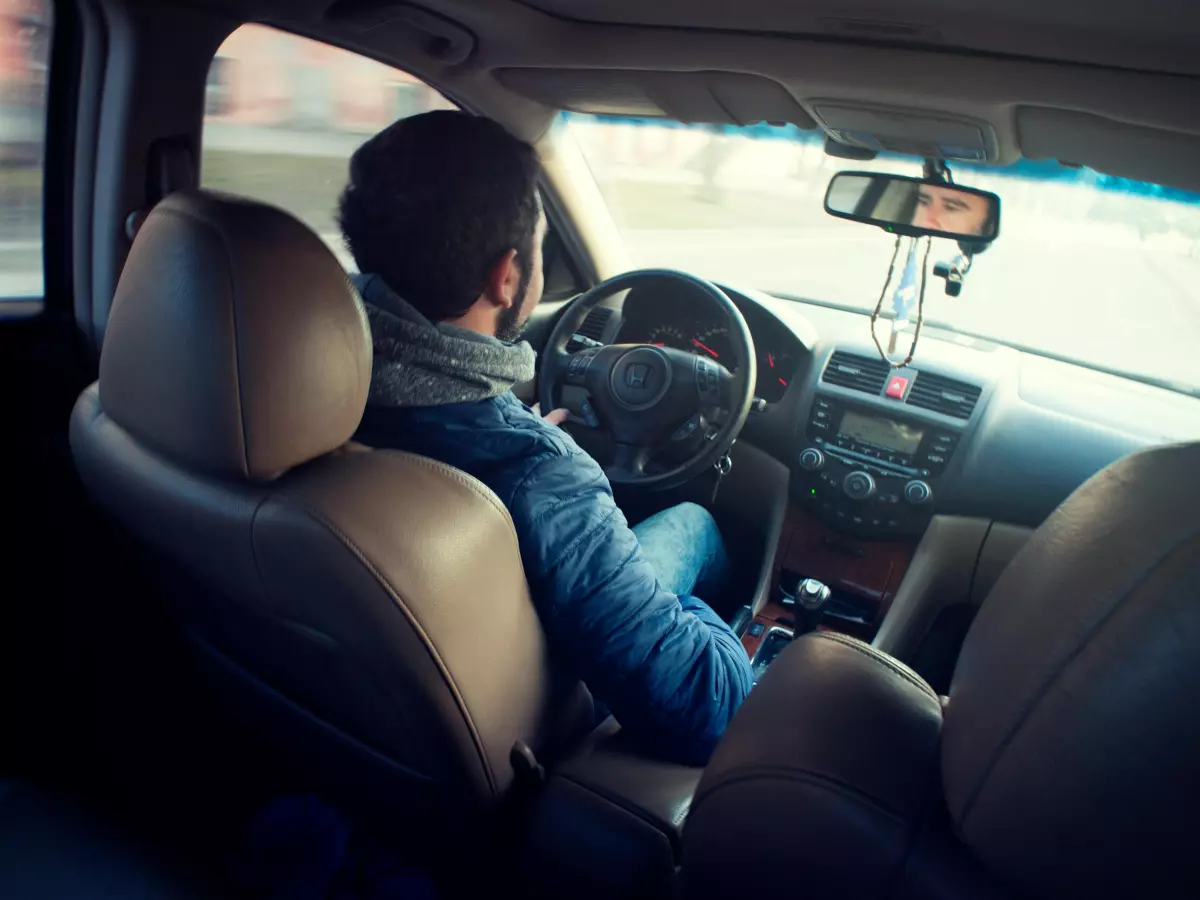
xmin=838 ymin=410 xmax=924 ymax=455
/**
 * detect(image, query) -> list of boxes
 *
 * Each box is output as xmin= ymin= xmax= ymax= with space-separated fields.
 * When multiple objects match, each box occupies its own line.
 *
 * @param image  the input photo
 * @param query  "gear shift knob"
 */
xmin=798 ymin=578 xmax=831 ymax=609
xmin=795 ymin=578 xmax=831 ymax=634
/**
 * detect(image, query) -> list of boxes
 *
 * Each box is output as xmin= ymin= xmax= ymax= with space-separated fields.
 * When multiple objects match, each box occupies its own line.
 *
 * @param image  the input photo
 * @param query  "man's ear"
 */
xmin=482 ymin=249 xmax=521 ymax=311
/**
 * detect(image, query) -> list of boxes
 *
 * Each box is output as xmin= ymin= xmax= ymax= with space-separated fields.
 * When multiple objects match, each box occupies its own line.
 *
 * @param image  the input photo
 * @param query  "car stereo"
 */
xmin=794 ymin=397 xmax=962 ymax=537
xmin=806 ymin=397 xmax=958 ymax=475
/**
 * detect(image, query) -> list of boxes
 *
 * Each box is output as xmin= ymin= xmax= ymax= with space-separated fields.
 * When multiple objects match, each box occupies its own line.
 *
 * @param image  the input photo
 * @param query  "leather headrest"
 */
xmin=942 ymin=441 xmax=1200 ymax=897
xmin=99 ymin=190 xmax=371 ymax=480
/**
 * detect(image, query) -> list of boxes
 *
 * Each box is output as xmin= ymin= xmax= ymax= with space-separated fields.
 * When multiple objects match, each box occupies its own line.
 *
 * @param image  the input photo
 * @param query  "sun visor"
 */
xmin=1017 ymin=107 xmax=1200 ymax=193
xmin=494 ymin=68 xmax=818 ymax=128
xmin=325 ymin=1 xmax=475 ymax=65
xmin=809 ymin=101 xmax=998 ymax=162
xmin=496 ymin=69 xmax=667 ymax=117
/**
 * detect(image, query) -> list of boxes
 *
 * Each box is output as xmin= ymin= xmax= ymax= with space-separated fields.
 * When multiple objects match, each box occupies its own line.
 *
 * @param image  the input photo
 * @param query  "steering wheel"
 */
xmin=539 ymin=269 xmax=757 ymax=490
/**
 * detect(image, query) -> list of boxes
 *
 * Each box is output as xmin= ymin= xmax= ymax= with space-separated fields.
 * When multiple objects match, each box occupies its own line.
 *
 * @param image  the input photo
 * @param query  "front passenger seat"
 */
xmin=70 ymin=191 xmax=588 ymax=831
xmin=682 ymin=439 xmax=1200 ymax=899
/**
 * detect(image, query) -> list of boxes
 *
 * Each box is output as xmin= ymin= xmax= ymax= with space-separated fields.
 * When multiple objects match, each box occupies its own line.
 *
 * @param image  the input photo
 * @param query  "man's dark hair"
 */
xmin=339 ymin=111 xmax=542 ymax=322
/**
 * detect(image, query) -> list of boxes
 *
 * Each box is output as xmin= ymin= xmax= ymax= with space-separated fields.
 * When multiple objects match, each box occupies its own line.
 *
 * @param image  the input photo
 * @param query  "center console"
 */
xmin=738 ymin=497 xmax=916 ymax=674
xmin=794 ymin=394 xmax=964 ymax=538
xmin=740 ymin=346 xmax=990 ymax=679
xmin=520 ymin=717 xmax=702 ymax=899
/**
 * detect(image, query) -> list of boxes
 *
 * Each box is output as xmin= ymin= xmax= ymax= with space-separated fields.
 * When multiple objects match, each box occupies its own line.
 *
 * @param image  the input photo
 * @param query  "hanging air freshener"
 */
xmin=868 ymin=235 xmax=931 ymax=368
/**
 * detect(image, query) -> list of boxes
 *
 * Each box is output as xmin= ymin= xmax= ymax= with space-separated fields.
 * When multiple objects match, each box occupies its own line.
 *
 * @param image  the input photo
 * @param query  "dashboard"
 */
xmin=617 ymin=284 xmax=805 ymax=403
xmin=589 ymin=280 xmax=1200 ymax=541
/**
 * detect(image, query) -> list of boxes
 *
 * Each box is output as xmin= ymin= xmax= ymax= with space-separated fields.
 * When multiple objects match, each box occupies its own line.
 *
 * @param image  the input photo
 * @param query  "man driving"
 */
xmin=339 ymin=110 xmax=754 ymax=765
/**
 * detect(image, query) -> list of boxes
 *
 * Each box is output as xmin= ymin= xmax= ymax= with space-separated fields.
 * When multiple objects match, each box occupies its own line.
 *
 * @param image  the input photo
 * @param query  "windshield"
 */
xmin=562 ymin=113 xmax=1200 ymax=395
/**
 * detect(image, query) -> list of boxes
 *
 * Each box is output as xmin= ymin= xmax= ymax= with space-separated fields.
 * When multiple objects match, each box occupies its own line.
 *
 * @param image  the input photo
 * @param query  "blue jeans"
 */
xmin=632 ymin=502 xmax=730 ymax=605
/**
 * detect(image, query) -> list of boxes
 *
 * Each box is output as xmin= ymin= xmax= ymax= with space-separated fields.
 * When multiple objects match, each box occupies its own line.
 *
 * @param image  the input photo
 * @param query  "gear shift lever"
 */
xmin=795 ymin=578 xmax=831 ymax=635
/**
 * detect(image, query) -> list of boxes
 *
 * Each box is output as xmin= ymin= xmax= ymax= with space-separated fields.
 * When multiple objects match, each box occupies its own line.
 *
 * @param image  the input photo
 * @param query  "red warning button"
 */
xmin=885 ymin=375 xmax=909 ymax=399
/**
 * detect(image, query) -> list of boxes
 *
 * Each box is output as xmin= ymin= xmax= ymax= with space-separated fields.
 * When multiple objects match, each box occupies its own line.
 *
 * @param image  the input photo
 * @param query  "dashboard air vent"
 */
xmin=570 ymin=307 xmax=613 ymax=348
xmin=906 ymin=371 xmax=982 ymax=419
xmin=822 ymin=351 xmax=890 ymax=395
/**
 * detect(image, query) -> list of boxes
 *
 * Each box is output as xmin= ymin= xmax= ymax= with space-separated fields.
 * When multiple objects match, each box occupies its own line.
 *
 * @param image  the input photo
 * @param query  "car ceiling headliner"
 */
xmin=519 ymin=0 xmax=1200 ymax=78
xmin=184 ymin=0 xmax=1200 ymax=191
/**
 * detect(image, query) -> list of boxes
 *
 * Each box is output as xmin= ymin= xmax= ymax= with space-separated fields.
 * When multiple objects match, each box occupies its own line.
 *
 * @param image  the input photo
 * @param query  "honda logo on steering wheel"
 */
xmin=626 ymin=363 xmax=652 ymax=390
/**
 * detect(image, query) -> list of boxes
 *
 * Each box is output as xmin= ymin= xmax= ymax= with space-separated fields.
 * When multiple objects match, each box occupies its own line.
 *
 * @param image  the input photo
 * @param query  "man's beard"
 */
xmin=495 ymin=260 xmax=533 ymax=342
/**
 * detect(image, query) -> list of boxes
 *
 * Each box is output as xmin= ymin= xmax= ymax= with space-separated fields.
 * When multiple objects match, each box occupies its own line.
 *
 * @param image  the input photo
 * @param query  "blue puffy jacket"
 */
xmin=356 ymin=392 xmax=754 ymax=764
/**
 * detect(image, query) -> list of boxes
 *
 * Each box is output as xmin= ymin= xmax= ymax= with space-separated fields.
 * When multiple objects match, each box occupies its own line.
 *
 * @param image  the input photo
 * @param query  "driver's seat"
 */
xmin=69 ymin=191 xmax=589 ymax=829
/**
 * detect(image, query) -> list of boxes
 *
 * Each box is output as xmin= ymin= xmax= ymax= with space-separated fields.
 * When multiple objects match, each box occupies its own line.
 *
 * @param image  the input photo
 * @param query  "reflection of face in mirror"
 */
xmin=912 ymin=185 xmax=990 ymax=237
xmin=825 ymin=172 xmax=999 ymax=241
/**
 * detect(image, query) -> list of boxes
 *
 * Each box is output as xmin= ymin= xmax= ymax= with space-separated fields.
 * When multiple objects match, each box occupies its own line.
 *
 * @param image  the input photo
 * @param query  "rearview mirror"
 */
xmin=824 ymin=172 xmax=1000 ymax=242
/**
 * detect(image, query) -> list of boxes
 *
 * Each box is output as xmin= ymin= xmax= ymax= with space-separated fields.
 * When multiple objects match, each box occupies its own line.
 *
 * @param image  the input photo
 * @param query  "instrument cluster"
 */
xmin=617 ymin=288 xmax=801 ymax=403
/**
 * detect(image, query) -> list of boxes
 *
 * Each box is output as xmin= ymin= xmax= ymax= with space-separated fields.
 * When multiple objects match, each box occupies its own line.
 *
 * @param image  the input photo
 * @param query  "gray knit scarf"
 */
xmin=354 ymin=273 xmax=536 ymax=407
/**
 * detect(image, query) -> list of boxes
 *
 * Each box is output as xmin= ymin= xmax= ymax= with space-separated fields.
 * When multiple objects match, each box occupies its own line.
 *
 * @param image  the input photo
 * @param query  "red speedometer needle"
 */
xmin=768 ymin=352 xmax=775 ymax=368
xmin=691 ymin=338 xmax=719 ymax=358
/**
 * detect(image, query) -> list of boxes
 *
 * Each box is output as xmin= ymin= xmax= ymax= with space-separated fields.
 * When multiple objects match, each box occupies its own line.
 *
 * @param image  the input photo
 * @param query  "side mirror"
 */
xmin=824 ymin=171 xmax=1000 ymax=242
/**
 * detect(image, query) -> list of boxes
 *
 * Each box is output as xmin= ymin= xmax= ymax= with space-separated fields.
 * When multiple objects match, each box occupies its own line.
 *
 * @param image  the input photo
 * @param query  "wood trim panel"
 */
xmin=770 ymin=503 xmax=915 ymax=627
xmin=740 ymin=600 xmax=796 ymax=659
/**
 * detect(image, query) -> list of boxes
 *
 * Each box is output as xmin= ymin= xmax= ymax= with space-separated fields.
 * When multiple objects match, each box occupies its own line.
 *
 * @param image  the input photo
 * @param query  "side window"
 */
xmin=201 ymin=25 xmax=455 ymax=267
xmin=1 ymin=0 xmax=53 ymax=304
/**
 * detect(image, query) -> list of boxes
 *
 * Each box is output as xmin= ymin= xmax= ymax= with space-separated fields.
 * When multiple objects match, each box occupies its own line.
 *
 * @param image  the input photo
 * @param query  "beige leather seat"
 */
xmin=682 ymin=441 xmax=1200 ymax=899
xmin=69 ymin=191 xmax=588 ymax=832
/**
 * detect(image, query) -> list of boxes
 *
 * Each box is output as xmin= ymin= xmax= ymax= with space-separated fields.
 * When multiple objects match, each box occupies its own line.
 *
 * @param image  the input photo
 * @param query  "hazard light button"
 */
xmin=885 ymin=375 xmax=909 ymax=399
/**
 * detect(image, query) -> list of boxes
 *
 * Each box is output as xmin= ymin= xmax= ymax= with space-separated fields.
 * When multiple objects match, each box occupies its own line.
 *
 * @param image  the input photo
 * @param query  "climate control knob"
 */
xmin=905 ymin=480 xmax=932 ymax=505
xmin=843 ymin=470 xmax=876 ymax=501
xmin=798 ymin=447 xmax=825 ymax=471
